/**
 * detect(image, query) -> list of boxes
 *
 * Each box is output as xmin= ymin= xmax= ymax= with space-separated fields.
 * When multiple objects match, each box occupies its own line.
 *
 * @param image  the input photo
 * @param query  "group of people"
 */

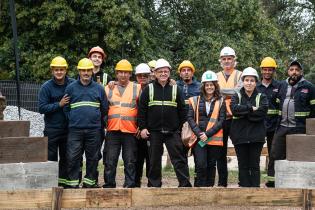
xmin=39 ymin=45 xmax=315 ymax=189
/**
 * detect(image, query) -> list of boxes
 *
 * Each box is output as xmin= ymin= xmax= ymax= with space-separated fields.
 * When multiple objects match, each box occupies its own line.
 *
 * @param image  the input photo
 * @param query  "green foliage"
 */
xmin=0 ymin=0 xmax=314 ymax=82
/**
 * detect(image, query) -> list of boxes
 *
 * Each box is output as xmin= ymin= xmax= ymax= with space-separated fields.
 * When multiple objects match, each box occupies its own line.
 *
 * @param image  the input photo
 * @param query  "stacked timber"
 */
xmin=0 ymin=104 xmax=58 ymax=189
xmin=275 ymin=118 xmax=315 ymax=189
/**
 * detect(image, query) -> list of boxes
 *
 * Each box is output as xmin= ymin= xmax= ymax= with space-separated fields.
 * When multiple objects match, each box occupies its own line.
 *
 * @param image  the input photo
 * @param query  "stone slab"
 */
xmin=286 ymin=134 xmax=315 ymax=162
xmin=275 ymin=160 xmax=315 ymax=189
xmin=0 ymin=120 xmax=30 ymax=137
xmin=0 ymin=137 xmax=47 ymax=163
xmin=0 ymin=161 xmax=58 ymax=190
xmin=306 ymin=118 xmax=315 ymax=135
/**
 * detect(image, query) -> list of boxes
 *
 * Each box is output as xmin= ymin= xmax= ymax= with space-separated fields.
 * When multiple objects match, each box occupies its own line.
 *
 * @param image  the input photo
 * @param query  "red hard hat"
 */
xmin=88 ymin=46 xmax=106 ymax=60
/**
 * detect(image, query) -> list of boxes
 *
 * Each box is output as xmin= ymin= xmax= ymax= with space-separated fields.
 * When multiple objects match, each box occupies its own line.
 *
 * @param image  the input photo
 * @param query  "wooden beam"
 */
xmin=51 ymin=187 xmax=63 ymax=210
xmin=132 ymin=188 xmax=303 ymax=207
xmin=0 ymin=188 xmax=306 ymax=209
xmin=0 ymin=137 xmax=47 ymax=163
xmin=0 ymin=120 xmax=30 ymax=137
xmin=287 ymin=134 xmax=315 ymax=162
xmin=306 ymin=118 xmax=315 ymax=135
xmin=227 ymin=146 xmax=268 ymax=156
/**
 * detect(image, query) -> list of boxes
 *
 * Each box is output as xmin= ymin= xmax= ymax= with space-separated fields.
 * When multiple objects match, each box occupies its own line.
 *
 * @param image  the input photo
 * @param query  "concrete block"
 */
xmin=306 ymin=118 xmax=315 ymax=135
xmin=0 ymin=137 xmax=47 ymax=163
xmin=0 ymin=120 xmax=30 ymax=137
xmin=275 ymin=160 xmax=315 ymax=189
xmin=286 ymin=134 xmax=315 ymax=162
xmin=0 ymin=161 xmax=58 ymax=190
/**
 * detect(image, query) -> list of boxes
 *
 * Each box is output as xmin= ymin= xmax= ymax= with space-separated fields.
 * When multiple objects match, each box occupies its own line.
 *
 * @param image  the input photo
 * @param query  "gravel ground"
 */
xmin=3 ymin=106 xmax=44 ymax=137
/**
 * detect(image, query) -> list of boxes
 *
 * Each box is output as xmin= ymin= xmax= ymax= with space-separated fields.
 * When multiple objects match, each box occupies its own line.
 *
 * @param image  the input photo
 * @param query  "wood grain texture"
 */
xmin=306 ymin=118 xmax=315 ymax=135
xmin=0 ymin=120 xmax=30 ymax=137
xmin=286 ymin=134 xmax=315 ymax=162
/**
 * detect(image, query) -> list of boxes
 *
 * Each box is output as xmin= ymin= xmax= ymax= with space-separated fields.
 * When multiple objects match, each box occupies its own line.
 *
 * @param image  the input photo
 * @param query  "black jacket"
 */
xmin=230 ymin=88 xmax=268 ymax=145
xmin=187 ymin=96 xmax=226 ymax=139
xmin=138 ymin=80 xmax=186 ymax=132
xmin=256 ymin=79 xmax=281 ymax=132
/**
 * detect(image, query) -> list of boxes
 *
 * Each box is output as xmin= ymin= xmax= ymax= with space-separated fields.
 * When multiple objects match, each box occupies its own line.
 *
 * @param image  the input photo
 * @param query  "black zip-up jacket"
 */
xmin=187 ymin=96 xmax=226 ymax=139
xmin=276 ymin=78 xmax=315 ymax=129
xmin=256 ymin=79 xmax=281 ymax=132
xmin=230 ymin=88 xmax=268 ymax=145
xmin=138 ymin=80 xmax=186 ymax=132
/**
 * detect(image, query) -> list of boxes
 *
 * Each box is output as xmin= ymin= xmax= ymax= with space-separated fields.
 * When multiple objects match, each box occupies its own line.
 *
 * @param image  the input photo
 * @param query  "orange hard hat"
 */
xmin=88 ymin=46 xmax=106 ymax=60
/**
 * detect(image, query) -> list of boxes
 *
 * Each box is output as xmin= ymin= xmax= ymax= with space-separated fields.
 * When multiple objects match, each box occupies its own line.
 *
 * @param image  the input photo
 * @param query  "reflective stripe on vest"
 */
xmin=106 ymin=82 xmax=140 ymax=133
xmin=148 ymin=83 xmax=177 ymax=107
xmin=233 ymin=93 xmax=261 ymax=119
xmin=198 ymin=98 xmax=224 ymax=147
xmin=102 ymin=73 xmax=108 ymax=86
xmin=267 ymin=109 xmax=279 ymax=115
xmin=70 ymin=101 xmax=100 ymax=109
xmin=278 ymin=111 xmax=310 ymax=117
xmin=310 ymin=99 xmax=315 ymax=105
xmin=217 ymin=70 xmax=242 ymax=116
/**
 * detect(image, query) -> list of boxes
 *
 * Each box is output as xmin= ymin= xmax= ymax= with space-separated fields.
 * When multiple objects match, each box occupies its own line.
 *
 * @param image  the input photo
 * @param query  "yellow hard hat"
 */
xmin=260 ymin=57 xmax=277 ymax=68
xmin=115 ymin=59 xmax=132 ymax=71
xmin=178 ymin=60 xmax=195 ymax=73
xmin=77 ymin=58 xmax=94 ymax=70
xmin=148 ymin=60 xmax=157 ymax=68
xmin=50 ymin=56 xmax=68 ymax=69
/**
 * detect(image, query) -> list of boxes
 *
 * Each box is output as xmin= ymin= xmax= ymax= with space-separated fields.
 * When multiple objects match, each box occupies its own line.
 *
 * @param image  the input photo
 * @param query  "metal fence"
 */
xmin=0 ymin=80 xmax=41 ymax=112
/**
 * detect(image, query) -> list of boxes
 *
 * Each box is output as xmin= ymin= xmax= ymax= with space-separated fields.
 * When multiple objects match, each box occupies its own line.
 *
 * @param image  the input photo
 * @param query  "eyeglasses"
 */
xmin=155 ymin=70 xmax=170 ymax=74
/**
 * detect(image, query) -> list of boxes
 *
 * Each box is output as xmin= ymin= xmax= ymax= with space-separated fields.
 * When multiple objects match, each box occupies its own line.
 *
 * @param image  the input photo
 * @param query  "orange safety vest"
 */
xmin=217 ymin=70 xmax=242 ymax=116
xmin=189 ymin=97 xmax=224 ymax=147
xmin=105 ymin=82 xmax=141 ymax=133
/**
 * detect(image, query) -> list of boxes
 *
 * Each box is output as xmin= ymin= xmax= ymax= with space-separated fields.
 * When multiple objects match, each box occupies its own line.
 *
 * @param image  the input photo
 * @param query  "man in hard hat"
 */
xmin=268 ymin=60 xmax=315 ymax=187
xmin=216 ymin=46 xmax=242 ymax=187
xmin=134 ymin=63 xmax=151 ymax=187
xmin=88 ymin=46 xmax=113 ymax=86
xmin=148 ymin=60 xmax=157 ymax=82
xmin=38 ymin=56 xmax=75 ymax=187
xmin=64 ymin=58 xmax=108 ymax=188
xmin=176 ymin=60 xmax=201 ymax=105
xmin=256 ymin=57 xmax=281 ymax=187
xmin=138 ymin=58 xmax=192 ymax=187
xmin=103 ymin=59 xmax=141 ymax=188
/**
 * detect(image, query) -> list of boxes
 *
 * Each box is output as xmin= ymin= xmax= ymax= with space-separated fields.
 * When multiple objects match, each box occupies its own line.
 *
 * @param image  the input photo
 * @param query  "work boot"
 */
xmin=265 ymin=181 xmax=275 ymax=188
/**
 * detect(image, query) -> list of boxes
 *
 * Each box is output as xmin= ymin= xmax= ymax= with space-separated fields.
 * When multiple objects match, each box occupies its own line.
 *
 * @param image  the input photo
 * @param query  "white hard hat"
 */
xmin=154 ymin=58 xmax=171 ymax=71
xmin=241 ymin=67 xmax=259 ymax=81
xmin=220 ymin=46 xmax=236 ymax=57
xmin=201 ymin=70 xmax=218 ymax=83
xmin=135 ymin=63 xmax=151 ymax=75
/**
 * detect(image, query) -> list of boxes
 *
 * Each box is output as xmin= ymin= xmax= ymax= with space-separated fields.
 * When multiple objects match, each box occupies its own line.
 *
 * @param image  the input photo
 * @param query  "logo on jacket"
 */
xmin=273 ymin=89 xmax=278 ymax=92
xmin=301 ymin=89 xmax=309 ymax=94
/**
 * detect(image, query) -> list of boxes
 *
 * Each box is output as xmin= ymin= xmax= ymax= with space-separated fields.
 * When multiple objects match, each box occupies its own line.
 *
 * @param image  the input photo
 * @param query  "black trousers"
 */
xmin=67 ymin=128 xmax=101 ymax=188
xmin=44 ymin=128 xmax=68 ymax=186
xmin=193 ymin=143 xmax=221 ymax=187
xmin=216 ymin=119 xmax=231 ymax=187
xmin=268 ymin=126 xmax=305 ymax=177
xmin=103 ymin=131 xmax=137 ymax=188
xmin=148 ymin=131 xmax=192 ymax=187
xmin=235 ymin=142 xmax=264 ymax=187
xmin=135 ymin=138 xmax=150 ymax=187
xmin=266 ymin=131 xmax=275 ymax=176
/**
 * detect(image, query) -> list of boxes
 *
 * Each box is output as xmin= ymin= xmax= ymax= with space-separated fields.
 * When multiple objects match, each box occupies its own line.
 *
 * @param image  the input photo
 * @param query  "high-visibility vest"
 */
xmin=189 ymin=96 xmax=224 ymax=147
xmin=105 ymin=82 xmax=141 ymax=133
xmin=217 ymin=70 xmax=242 ymax=116
xmin=148 ymin=83 xmax=177 ymax=107
xmin=102 ymin=73 xmax=108 ymax=86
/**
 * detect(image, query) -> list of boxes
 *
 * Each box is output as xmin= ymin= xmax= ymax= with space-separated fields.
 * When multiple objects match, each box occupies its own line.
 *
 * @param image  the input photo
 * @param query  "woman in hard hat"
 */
xmin=230 ymin=67 xmax=268 ymax=187
xmin=187 ymin=70 xmax=226 ymax=187
xmin=134 ymin=63 xmax=151 ymax=187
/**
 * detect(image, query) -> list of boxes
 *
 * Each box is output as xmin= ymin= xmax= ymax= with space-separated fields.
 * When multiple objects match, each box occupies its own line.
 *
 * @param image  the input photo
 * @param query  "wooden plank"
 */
xmin=51 ymin=187 xmax=63 ymax=210
xmin=132 ymin=188 xmax=303 ymax=207
xmin=0 ymin=120 xmax=30 ymax=137
xmin=306 ymin=118 xmax=315 ymax=135
xmin=286 ymin=134 xmax=315 ymax=162
xmin=0 ymin=137 xmax=47 ymax=163
xmin=86 ymin=188 xmax=131 ymax=208
xmin=303 ymin=189 xmax=312 ymax=210
xmin=0 ymin=189 xmax=52 ymax=209
xmin=227 ymin=146 xmax=268 ymax=156
xmin=61 ymin=189 xmax=87 ymax=208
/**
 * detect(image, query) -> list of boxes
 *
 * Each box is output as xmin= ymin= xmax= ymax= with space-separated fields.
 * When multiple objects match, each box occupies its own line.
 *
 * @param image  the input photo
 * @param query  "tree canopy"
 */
xmin=0 ymin=0 xmax=314 ymax=82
